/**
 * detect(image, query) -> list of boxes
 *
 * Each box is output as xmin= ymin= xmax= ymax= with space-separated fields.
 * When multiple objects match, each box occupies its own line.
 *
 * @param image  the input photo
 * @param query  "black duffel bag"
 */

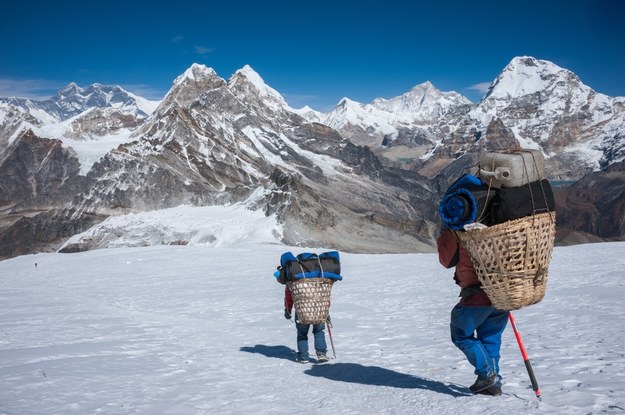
xmin=490 ymin=179 xmax=555 ymax=224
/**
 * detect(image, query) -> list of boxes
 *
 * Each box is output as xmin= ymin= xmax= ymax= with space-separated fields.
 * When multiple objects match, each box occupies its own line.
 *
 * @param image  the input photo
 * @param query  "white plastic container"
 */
xmin=479 ymin=149 xmax=545 ymax=188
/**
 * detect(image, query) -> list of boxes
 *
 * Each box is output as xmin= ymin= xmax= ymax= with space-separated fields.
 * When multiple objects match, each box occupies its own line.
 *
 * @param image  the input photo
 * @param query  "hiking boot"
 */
xmin=295 ymin=357 xmax=309 ymax=364
xmin=476 ymin=384 xmax=503 ymax=396
xmin=469 ymin=373 xmax=499 ymax=394
xmin=316 ymin=354 xmax=329 ymax=363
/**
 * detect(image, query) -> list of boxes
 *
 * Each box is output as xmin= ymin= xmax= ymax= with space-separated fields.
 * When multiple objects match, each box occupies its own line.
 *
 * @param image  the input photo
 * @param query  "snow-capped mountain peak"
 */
xmin=228 ymin=64 xmax=289 ymax=110
xmin=320 ymin=82 xmax=473 ymax=146
xmin=323 ymin=98 xmax=371 ymax=128
xmin=158 ymin=64 xmax=225 ymax=111
xmin=483 ymin=56 xmax=588 ymax=101
xmin=234 ymin=65 xmax=271 ymax=93
xmin=337 ymin=97 xmax=359 ymax=107
xmin=58 ymin=82 xmax=80 ymax=97
xmin=290 ymin=105 xmax=324 ymax=122
xmin=46 ymin=82 xmax=159 ymax=120
xmin=403 ymin=80 xmax=435 ymax=97
xmin=446 ymin=56 xmax=625 ymax=178
xmin=173 ymin=63 xmax=218 ymax=86
xmin=372 ymin=81 xmax=473 ymax=118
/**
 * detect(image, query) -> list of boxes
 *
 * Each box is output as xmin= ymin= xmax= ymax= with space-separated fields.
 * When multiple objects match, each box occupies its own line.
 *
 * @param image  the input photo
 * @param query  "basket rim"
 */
xmin=457 ymin=211 xmax=555 ymax=238
xmin=457 ymin=212 xmax=556 ymax=311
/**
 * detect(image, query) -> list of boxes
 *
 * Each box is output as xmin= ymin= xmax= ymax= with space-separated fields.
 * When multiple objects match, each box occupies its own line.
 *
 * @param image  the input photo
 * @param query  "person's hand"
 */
xmin=326 ymin=314 xmax=332 ymax=327
xmin=284 ymin=309 xmax=292 ymax=320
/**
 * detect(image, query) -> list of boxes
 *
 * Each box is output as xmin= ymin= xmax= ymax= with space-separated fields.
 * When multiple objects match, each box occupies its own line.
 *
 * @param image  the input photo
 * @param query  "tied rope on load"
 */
xmin=439 ymin=174 xmax=494 ymax=230
xmin=440 ymin=149 xmax=557 ymax=311
xmin=275 ymin=251 xmax=342 ymax=324
xmin=457 ymin=211 xmax=556 ymax=310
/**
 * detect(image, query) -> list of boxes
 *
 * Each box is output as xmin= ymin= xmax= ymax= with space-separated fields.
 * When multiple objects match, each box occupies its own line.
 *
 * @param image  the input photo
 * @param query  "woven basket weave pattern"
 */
xmin=458 ymin=212 xmax=556 ymax=311
xmin=288 ymin=278 xmax=333 ymax=324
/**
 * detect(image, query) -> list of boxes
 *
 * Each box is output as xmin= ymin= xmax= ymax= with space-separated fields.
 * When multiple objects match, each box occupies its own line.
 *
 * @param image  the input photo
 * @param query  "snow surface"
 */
xmin=35 ymin=119 xmax=137 ymax=176
xmin=290 ymin=106 xmax=324 ymax=122
xmin=324 ymin=98 xmax=399 ymax=137
xmin=125 ymin=92 xmax=160 ymax=116
xmin=60 ymin=204 xmax=283 ymax=250
xmin=1 ymin=205 xmax=624 ymax=415
xmin=63 ymin=131 xmax=136 ymax=175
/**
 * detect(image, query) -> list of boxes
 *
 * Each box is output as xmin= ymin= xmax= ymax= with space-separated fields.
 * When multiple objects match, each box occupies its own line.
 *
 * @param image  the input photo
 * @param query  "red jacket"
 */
xmin=284 ymin=285 xmax=293 ymax=311
xmin=437 ymin=228 xmax=491 ymax=306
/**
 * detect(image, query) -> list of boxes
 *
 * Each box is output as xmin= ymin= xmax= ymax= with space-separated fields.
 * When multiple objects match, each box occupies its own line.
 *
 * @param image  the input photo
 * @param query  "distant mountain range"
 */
xmin=307 ymin=57 xmax=625 ymax=181
xmin=1 ymin=56 xmax=624 ymax=259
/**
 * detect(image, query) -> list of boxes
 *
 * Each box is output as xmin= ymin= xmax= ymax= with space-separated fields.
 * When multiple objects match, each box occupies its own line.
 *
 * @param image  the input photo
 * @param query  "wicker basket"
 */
xmin=287 ymin=278 xmax=334 ymax=324
xmin=457 ymin=212 xmax=556 ymax=311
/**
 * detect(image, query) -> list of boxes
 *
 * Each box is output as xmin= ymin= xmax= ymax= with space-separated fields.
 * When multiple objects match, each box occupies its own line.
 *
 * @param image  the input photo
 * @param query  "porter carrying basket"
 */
xmin=287 ymin=278 xmax=333 ymax=324
xmin=457 ymin=211 xmax=556 ymax=311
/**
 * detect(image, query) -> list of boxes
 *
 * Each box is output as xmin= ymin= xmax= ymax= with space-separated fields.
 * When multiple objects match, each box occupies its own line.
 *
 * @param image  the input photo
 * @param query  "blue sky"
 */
xmin=1 ymin=0 xmax=623 ymax=111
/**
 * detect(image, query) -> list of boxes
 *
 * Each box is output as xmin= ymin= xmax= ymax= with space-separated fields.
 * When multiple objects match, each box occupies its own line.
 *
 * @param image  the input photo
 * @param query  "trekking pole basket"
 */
xmin=457 ymin=211 xmax=556 ymax=311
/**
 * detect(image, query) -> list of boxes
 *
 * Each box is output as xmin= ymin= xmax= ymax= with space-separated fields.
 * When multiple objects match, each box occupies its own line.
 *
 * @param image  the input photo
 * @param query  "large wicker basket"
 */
xmin=457 ymin=212 xmax=556 ymax=311
xmin=287 ymin=278 xmax=334 ymax=324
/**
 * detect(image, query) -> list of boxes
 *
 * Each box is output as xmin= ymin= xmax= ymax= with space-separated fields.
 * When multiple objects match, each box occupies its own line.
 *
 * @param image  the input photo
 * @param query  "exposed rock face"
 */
xmin=0 ymin=103 xmax=44 ymax=144
xmin=64 ymin=108 xmax=144 ymax=139
xmin=0 ymin=208 xmax=105 ymax=258
xmin=0 ymin=129 xmax=95 ymax=258
xmin=480 ymin=118 xmax=520 ymax=151
xmin=554 ymin=161 xmax=625 ymax=244
xmin=0 ymin=130 xmax=87 ymax=209
xmin=599 ymin=132 xmax=625 ymax=170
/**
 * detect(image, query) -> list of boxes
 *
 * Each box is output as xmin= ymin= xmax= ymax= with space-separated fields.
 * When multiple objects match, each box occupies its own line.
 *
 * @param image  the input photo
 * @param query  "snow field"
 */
xmin=1 ymin=241 xmax=624 ymax=414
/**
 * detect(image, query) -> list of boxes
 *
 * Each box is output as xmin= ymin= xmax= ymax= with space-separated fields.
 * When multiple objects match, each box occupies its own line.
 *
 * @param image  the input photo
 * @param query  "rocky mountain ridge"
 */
xmin=1 ymin=56 xmax=624 ymax=259
xmin=312 ymin=57 xmax=625 ymax=182
xmin=320 ymin=82 xmax=474 ymax=164
xmin=1 ymin=82 xmax=158 ymax=121
xmin=0 ymin=83 xmax=159 ymax=148
xmin=1 ymin=63 xmax=438 ymax=258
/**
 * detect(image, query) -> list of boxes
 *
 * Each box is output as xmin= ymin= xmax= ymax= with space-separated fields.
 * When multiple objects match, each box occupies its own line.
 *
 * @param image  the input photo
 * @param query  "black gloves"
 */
xmin=284 ymin=309 xmax=292 ymax=320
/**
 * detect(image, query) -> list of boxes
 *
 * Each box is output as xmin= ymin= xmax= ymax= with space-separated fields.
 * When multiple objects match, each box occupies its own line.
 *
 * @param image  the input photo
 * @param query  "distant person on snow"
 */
xmin=283 ymin=285 xmax=329 ymax=364
xmin=437 ymin=227 xmax=509 ymax=396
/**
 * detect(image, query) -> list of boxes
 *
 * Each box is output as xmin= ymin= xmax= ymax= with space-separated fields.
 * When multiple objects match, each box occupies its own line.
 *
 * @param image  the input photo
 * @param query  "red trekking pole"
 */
xmin=509 ymin=312 xmax=541 ymax=401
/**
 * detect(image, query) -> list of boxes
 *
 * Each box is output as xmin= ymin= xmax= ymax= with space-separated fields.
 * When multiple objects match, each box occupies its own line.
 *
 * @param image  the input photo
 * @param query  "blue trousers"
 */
xmin=450 ymin=304 xmax=509 ymax=378
xmin=295 ymin=318 xmax=327 ymax=360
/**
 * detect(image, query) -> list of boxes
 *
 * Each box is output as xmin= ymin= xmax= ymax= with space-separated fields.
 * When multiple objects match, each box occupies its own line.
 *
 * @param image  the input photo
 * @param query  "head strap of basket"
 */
xmin=287 ymin=258 xmax=334 ymax=324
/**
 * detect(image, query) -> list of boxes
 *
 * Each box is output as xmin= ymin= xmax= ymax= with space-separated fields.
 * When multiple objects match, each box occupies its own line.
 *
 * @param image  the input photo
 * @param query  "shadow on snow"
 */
xmin=240 ymin=344 xmax=296 ymax=361
xmin=305 ymin=363 xmax=471 ymax=397
xmin=241 ymin=344 xmax=471 ymax=397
